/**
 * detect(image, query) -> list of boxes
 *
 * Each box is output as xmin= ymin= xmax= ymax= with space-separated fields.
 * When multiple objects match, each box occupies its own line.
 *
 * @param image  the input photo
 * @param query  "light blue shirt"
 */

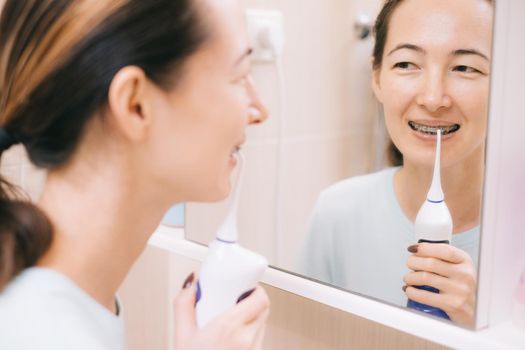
xmin=296 ymin=167 xmax=480 ymax=307
xmin=0 ymin=268 xmax=125 ymax=350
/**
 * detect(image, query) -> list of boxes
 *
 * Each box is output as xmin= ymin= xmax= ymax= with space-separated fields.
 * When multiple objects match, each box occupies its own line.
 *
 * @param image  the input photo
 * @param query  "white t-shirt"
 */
xmin=296 ymin=167 xmax=480 ymax=307
xmin=0 ymin=267 xmax=125 ymax=350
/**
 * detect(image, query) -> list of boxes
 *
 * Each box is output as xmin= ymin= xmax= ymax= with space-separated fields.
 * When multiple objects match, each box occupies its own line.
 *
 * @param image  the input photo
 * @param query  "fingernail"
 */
xmin=236 ymin=288 xmax=255 ymax=304
xmin=407 ymin=244 xmax=419 ymax=253
xmin=182 ymin=272 xmax=195 ymax=289
xmin=402 ymin=285 xmax=407 ymax=292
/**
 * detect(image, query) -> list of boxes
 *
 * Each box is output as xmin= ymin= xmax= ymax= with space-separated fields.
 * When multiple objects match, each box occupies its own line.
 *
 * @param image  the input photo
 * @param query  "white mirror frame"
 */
xmin=149 ymin=1 xmax=525 ymax=348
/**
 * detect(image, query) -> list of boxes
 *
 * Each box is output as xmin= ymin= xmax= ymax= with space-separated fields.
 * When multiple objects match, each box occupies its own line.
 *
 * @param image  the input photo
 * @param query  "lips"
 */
xmin=230 ymin=145 xmax=241 ymax=157
xmin=408 ymin=121 xmax=460 ymax=136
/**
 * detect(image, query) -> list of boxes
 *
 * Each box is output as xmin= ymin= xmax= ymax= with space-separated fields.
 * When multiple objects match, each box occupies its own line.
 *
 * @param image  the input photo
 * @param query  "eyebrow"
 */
xmin=387 ymin=43 xmax=489 ymax=61
xmin=234 ymin=47 xmax=253 ymax=66
xmin=452 ymin=49 xmax=489 ymax=61
xmin=387 ymin=43 xmax=425 ymax=56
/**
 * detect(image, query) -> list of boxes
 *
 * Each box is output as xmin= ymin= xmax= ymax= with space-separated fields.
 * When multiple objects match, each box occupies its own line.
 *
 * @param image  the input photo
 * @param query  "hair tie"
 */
xmin=0 ymin=128 xmax=18 ymax=152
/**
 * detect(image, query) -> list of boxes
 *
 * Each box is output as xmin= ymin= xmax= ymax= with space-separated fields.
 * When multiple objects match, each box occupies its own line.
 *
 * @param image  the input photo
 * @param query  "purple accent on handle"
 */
xmin=427 ymin=199 xmax=444 ymax=204
xmin=216 ymin=238 xmax=236 ymax=244
xmin=195 ymin=281 xmax=202 ymax=304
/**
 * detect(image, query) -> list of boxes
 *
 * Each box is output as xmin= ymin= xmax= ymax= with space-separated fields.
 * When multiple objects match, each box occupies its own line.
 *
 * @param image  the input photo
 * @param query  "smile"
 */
xmin=408 ymin=121 xmax=461 ymax=136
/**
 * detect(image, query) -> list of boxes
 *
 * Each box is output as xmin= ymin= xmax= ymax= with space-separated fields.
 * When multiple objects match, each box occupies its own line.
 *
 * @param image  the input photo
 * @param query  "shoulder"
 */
xmin=0 ymin=268 xmax=123 ymax=350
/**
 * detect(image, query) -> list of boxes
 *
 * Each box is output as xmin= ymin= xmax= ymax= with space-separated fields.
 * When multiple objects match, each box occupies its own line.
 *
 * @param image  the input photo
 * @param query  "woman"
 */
xmin=0 ymin=0 xmax=269 ymax=349
xmin=298 ymin=0 xmax=492 ymax=327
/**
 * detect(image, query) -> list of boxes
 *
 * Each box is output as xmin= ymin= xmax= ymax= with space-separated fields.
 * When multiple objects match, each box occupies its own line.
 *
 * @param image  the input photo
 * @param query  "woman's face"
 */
xmin=372 ymin=0 xmax=493 ymax=169
xmin=148 ymin=0 xmax=267 ymax=202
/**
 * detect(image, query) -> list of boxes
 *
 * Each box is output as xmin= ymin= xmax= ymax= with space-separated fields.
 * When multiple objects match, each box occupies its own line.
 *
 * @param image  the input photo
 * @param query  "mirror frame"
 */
xmin=148 ymin=0 xmax=525 ymax=348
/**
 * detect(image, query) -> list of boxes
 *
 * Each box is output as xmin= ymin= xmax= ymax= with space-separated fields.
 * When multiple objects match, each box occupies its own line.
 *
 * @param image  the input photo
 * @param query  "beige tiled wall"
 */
xmin=186 ymin=0 xmax=385 ymax=271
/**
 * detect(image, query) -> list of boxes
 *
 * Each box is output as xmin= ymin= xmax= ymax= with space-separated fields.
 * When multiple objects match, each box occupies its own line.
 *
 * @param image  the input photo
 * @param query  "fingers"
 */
xmin=243 ymin=306 xmax=270 ymax=350
xmin=405 ymin=244 xmax=477 ymax=327
xmin=250 ymin=309 xmax=269 ymax=350
xmin=407 ymin=255 xmax=452 ymax=278
xmin=173 ymin=272 xmax=197 ymax=343
xmin=204 ymin=287 xmax=269 ymax=350
xmin=230 ymin=286 xmax=270 ymax=325
xmin=404 ymin=282 xmax=475 ymax=326
xmin=409 ymin=243 xmax=471 ymax=264
xmin=407 ymin=253 xmax=476 ymax=282
xmin=404 ymin=284 xmax=443 ymax=310
xmin=407 ymin=243 xmax=475 ymax=281
xmin=403 ymin=270 xmax=456 ymax=293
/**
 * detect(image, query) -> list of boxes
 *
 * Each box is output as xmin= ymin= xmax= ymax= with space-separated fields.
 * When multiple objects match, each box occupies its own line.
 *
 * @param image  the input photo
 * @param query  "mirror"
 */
xmin=185 ymin=0 xmax=494 ymax=329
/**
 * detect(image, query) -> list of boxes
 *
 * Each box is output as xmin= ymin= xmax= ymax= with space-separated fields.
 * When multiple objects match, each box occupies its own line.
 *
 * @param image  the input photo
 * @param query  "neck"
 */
xmin=37 ymin=154 xmax=171 ymax=313
xmin=395 ymin=146 xmax=485 ymax=233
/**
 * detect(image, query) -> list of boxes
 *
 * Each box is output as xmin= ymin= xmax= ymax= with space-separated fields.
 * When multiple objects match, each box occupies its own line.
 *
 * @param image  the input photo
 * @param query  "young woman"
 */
xmin=0 ymin=0 xmax=269 ymax=349
xmin=298 ymin=0 xmax=492 ymax=327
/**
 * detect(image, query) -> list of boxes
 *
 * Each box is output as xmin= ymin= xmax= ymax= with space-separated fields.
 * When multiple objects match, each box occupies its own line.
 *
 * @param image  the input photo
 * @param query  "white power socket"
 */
xmin=246 ymin=9 xmax=285 ymax=63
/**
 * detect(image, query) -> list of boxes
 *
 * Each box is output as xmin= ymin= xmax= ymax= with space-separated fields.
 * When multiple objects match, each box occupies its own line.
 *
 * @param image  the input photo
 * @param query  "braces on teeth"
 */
xmin=408 ymin=121 xmax=460 ymax=135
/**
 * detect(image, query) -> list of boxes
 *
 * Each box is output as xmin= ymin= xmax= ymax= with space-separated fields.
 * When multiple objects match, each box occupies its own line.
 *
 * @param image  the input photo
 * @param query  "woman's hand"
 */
xmin=173 ymin=273 xmax=270 ymax=350
xmin=403 ymin=243 xmax=476 ymax=327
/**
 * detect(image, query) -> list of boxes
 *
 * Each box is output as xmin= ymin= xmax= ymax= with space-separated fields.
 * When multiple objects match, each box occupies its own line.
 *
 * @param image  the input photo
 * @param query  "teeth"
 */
xmin=408 ymin=121 xmax=460 ymax=135
xmin=231 ymin=146 xmax=241 ymax=156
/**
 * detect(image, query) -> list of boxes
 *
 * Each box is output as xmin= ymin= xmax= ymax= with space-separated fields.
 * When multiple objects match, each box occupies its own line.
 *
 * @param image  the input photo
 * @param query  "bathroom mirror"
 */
xmin=185 ymin=0 xmax=494 ymax=329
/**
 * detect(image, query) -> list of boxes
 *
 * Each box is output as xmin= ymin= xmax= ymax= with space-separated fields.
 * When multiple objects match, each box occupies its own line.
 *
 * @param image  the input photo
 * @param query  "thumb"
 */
xmin=173 ymin=272 xmax=197 ymax=347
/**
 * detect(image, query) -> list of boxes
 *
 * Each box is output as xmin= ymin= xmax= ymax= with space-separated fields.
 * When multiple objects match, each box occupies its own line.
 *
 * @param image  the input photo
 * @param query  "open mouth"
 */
xmin=408 ymin=121 xmax=461 ymax=136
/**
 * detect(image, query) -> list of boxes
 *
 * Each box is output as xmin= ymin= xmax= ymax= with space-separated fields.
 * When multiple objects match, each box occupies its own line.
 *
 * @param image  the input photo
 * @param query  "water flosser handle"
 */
xmin=195 ymin=152 xmax=268 ymax=327
xmin=407 ymin=130 xmax=451 ymax=320
xmin=195 ymin=244 xmax=267 ymax=327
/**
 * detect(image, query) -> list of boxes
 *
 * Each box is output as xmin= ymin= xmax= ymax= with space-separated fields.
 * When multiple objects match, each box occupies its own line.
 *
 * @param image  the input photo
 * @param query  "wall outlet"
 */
xmin=246 ymin=9 xmax=285 ymax=63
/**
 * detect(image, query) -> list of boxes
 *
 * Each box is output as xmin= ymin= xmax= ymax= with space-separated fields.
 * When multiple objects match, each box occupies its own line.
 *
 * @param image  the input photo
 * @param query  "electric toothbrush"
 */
xmin=406 ymin=130 xmax=453 ymax=320
xmin=195 ymin=152 xmax=268 ymax=328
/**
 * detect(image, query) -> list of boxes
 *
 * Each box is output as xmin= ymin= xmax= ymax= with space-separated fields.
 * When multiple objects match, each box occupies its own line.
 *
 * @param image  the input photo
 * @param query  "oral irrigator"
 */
xmin=407 ymin=130 xmax=453 ymax=320
xmin=195 ymin=152 xmax=268 ymax=328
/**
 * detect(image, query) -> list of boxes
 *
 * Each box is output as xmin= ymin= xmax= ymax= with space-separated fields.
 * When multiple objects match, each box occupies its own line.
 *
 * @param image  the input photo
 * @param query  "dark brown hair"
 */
xmin=372 ymin=0 xmax=493 ymax=166
xmin=0 ymin=0 xmax=208 ymax=290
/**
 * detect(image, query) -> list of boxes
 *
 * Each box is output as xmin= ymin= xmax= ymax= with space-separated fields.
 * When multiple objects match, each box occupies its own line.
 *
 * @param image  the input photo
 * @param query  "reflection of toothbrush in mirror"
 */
xmin=195 ymin=152 xmax=268 ymax=328
xmin=407 ymin=130 xmax=453 ymax=320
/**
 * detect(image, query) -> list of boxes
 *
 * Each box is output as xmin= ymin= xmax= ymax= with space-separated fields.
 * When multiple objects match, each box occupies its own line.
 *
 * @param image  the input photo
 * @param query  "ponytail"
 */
xmin=0 ymin=175 xmax=52 ymax=291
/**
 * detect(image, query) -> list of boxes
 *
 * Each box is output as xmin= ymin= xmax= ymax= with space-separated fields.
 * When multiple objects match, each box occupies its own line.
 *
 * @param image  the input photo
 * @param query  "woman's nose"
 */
xmin=246 ymin=76 xmax=269 ymax=125
xmin=416 ymin=71 xmax=452 ymax=112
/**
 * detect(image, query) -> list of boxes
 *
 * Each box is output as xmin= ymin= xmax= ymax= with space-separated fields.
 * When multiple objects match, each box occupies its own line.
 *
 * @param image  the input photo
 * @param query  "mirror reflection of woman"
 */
xmin=0 ymin=0 xmax=270 ymax=348
xmin=298 ymin=0 xmax=492 ymax=327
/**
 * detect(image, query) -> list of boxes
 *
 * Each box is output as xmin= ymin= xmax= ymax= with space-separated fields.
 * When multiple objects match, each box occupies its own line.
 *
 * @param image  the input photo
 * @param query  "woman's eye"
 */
xmin=453 ymin=65 xmax=480 ymax=74
xmin=393 ymin=62 xmax=417 ymax=70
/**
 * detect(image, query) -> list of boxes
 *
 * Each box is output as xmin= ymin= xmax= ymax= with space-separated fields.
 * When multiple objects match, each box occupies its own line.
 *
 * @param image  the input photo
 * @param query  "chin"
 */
xmin=205 ymin=180 xmax=232 ymax=202
xmin=401 ymin=148 xmax=436 ymax=168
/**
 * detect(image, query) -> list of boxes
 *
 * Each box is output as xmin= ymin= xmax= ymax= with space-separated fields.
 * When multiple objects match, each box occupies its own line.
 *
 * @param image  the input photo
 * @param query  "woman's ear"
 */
xmin=107 ymin=66 xmax=152 ymax=142
xmin=371 ymin=68 xmax=384 ymax=104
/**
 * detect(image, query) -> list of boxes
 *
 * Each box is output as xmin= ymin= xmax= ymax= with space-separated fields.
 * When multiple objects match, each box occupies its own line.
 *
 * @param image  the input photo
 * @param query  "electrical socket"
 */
xmin=246 ymin=9 xmax=285 ymax=63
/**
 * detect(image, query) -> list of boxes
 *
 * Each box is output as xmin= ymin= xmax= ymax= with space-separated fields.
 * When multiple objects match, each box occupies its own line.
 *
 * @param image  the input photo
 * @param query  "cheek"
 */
xmin=381 ymin=75 xmax=419 ymax=115
xmin=451 ymin=81 xmax=490 ymax=132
